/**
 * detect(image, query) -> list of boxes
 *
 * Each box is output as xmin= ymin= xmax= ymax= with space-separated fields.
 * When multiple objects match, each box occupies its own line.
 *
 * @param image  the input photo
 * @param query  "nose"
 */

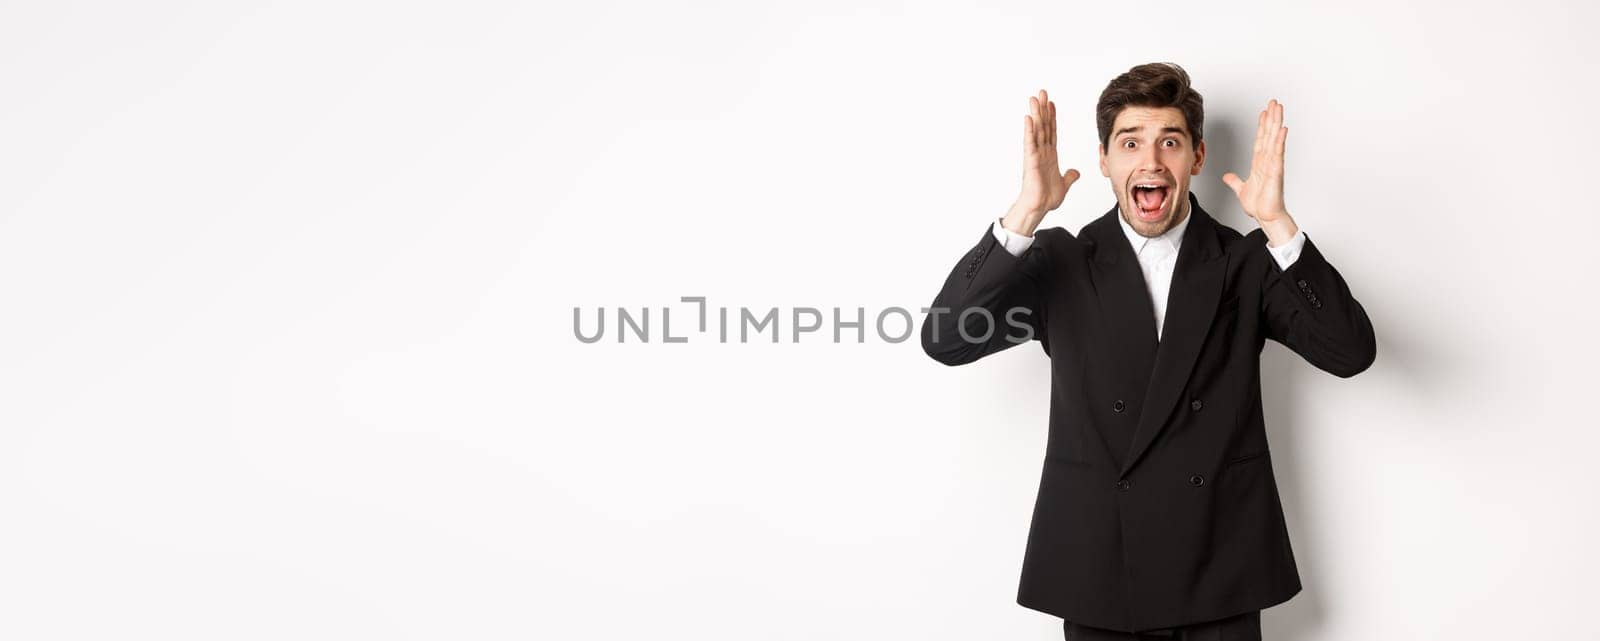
xmin=1138 ymin=145 xmax=1166 ymax=173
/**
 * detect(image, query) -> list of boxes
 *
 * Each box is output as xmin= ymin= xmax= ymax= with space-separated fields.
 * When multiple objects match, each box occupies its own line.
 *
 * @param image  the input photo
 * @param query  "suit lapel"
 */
xmin=1087 ymin=209 xmax=1160 ymax=359
xmin=1119 ymin=193 xmax=1227 ymax=477
xmin=1082 ymin=205 xmax=1159 ymax=469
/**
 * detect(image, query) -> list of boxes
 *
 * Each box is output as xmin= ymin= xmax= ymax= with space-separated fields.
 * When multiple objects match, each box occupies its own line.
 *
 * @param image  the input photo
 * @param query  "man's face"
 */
xmin=1098 ymin=106 xmax=1206 ymax=238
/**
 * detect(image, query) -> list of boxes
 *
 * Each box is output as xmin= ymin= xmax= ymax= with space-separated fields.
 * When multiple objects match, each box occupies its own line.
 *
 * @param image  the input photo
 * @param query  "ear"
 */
xmin=1098 ymin=143 xmax=1109 ymax=177
xmin=1191 ymin=139 xmax=1206 ymax=175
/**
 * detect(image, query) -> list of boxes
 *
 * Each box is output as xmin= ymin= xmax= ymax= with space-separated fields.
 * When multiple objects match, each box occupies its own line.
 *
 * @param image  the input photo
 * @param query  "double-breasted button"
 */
xmin=1112 ymin=399 xmax=1126 ymax=413
xmin=1190 ymin=399 xmax=1203 ymax=412
xmin=1115 ymin=478 xmax=1131 ymax=491
xmin=1189 ymin=474 xmax=1205 ymax=487
xmin=1297 ymin=279 xmax=1317 ymax=300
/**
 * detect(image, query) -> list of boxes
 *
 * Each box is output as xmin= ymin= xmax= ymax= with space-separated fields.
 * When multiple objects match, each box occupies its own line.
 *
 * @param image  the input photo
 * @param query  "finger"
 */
xmin=1254 ymin=112 xmax=1267 ymax=156
xmin=1034 ymin=94 xmax=1047 ymax=149
xmin=1063 ymin=168 xmax=1080 ymax=190
xmin=1270 ymin=123 xmax=1285 ymax=171
xmin=1271 ymin=100 xmax=1284 ymax=148
xmin=1024 ymin=114 xmax=1036 ymax=154
xmin=1221 ymin=172 xmax=1243 ymax=195
xmin=1275 ymin=102 xmax=1287 ymax=155
xmin=1253 ymin=108 xmax=1267 ymax=156
xmin=1040 ymin=89 xmax=1050 ymax=146
xmin=1040 ymin=90 xmax=1051 ymax=147
xmin=1263 ymin=102 xmax=1280 ymax=162
xmin=1028 ymin=96 xmax=1041 ymax=150
xmin=1267 ymin=100 xmax=1278 ymax=144
xmin=1048 ymin=99 xmax=1057 ymax=147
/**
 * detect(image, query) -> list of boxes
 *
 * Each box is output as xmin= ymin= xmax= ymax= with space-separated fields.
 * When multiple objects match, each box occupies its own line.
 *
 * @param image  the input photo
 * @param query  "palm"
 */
xmin=1222 ymin=99 xmax=1289 ymax=224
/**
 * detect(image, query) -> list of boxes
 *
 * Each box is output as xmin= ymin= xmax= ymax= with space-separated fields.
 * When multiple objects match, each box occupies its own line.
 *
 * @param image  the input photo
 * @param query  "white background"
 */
xmin=2 ymin=1 xmax=1596 ymax=639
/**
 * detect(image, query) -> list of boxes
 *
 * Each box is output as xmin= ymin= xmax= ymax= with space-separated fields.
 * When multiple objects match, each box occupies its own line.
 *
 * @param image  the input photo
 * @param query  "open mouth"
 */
xmin=1131 ymin=183 xmax=1170 ymax=221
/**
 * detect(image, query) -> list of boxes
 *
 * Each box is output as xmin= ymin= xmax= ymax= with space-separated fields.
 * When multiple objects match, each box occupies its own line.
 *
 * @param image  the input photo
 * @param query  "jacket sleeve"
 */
xmin=1252 ymin=229 xmax=1377 ymax=378
xmin=920 ymin=221 xmax=1054 ymax=366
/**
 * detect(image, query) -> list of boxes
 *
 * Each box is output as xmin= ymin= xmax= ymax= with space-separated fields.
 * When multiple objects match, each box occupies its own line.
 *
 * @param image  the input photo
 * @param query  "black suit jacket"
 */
xmin=919 ymin=192 xmax=1376 ymax=632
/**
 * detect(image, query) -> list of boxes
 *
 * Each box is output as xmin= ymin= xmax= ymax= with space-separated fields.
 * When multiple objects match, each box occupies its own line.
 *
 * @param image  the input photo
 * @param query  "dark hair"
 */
xmin=1096 ymin=62 xmax=1204 ymax=151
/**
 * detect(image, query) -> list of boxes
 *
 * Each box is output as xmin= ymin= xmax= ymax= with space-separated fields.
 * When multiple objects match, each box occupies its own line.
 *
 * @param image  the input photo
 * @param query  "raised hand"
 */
xmin=1221 ymin=99 xmax=1291 ymax=227
xmin=1004 ymin=89 xmax=1081 ymax=237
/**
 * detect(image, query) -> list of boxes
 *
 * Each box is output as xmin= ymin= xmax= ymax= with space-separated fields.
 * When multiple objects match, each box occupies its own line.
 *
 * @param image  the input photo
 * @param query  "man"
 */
xmin=919 ymin=63 xmax=1376 ymax=640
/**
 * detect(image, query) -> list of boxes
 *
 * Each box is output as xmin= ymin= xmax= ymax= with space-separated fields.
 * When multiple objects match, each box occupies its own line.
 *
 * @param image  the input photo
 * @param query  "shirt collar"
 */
xmin=1116 ymin=204 xmax=1191 ymax=259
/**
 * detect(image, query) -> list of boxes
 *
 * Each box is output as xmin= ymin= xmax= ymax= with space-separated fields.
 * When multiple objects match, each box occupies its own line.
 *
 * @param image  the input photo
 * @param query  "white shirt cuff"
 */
xmin=1265 ymin=229 xmax=1306 ymax=271
xmin=991 ymin=218 xmax=1035 ymax=257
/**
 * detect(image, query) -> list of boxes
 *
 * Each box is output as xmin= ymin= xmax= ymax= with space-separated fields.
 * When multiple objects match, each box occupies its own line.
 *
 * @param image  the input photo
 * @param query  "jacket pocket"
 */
xmin=1044 ymin=454 xmax=1092 ymax=468
xmin=1223 ymin=449 xmax=1269 ymax=468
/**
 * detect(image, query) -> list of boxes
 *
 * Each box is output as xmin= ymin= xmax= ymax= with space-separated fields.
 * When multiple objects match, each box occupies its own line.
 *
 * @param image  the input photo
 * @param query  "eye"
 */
xmin=1122 ymin=140 xmax=1136 ymax=149
xmin=1163 ymin=139 xmax=1178 ymax=147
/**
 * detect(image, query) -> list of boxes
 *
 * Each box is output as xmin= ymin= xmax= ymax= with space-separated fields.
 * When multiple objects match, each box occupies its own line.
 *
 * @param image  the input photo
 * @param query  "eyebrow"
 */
xmin=1114 ymin=125 xmax=1188 ymax=139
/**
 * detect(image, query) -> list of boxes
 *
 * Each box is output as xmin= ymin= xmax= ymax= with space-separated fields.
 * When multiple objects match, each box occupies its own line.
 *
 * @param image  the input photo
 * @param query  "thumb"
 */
xmin=1220 ymin=172 xmax=1243 ymax=195
xmin=1061 ymin=168 xmax=1081 ymax=189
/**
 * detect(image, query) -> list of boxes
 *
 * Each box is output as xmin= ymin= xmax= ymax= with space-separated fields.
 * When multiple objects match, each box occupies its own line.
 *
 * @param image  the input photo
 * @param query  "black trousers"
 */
xmin=1063 ymin=610 xmax=1261 ymax=640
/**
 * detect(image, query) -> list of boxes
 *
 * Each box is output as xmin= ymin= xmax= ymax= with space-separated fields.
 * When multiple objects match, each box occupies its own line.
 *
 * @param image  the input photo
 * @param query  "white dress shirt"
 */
xmin=990 ymin=209 xmax=1306 ymax=341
